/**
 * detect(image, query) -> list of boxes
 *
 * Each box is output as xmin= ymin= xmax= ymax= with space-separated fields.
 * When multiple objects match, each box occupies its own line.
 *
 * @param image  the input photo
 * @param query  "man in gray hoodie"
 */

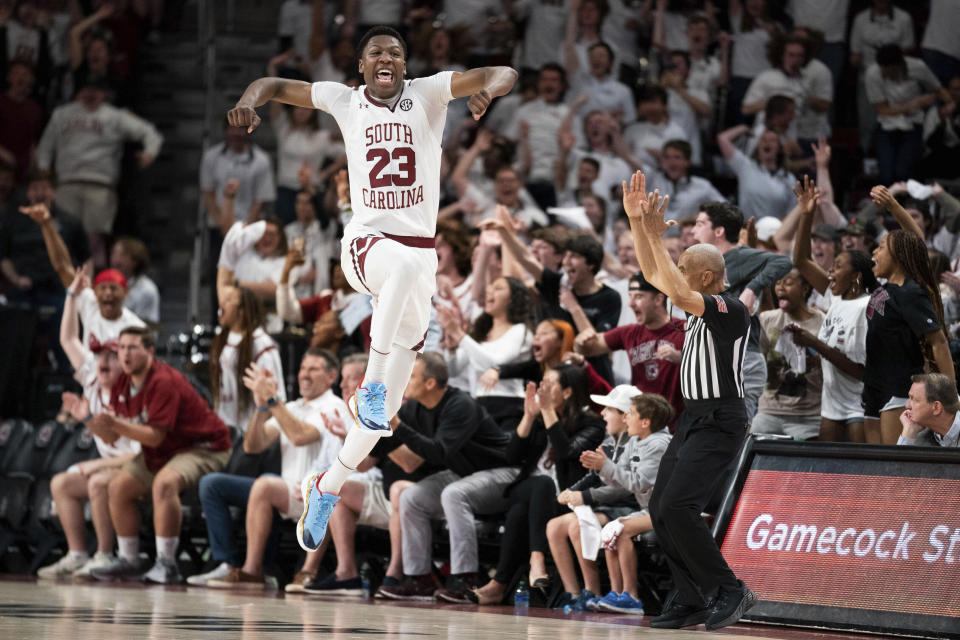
xmin=691 ymin=201 xmax=793 ymax=419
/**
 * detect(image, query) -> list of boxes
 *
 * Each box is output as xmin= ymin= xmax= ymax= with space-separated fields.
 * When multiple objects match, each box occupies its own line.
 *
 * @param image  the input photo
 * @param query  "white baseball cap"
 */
xmin=755 ymin=216 xmax=782 ymax=242
xmin=590 ymin=385 xmax=642 ymax=412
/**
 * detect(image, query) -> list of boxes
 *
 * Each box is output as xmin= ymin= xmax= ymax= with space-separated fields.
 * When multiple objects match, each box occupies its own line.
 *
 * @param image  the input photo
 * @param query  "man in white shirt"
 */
xmin=898 ymin=373 xmax=960 ymax=448
xmin=559 ymin=110 xmax=634 ymax=205
xmin=190 ymin=348 xmax=351 ymax=589
xmin=200 ymin=120 xmax=276 ymax=232
xmin=786 ymin=0 xmax=850 ymax=87
xmin=866 ymin=44 xmax=949 ymax=186
xmin=462 ymin=165 xmax=548 ymax=229
xmin=507 ymin=63 xmax=570 ymax=208
xmin=644 ymin=139 xmax=724 ymax=221
xmin=742 ymin=34 xmax=832 ymax=145
xmin=569 ymin=42 xmax=636 ymax=124
xmin=513 ymin=0 xmax=569 ymax=72
xmin=661 ymin=50 xmax=711 ymax=166
xmin=624 ymin=85 xmax=690 ymax=169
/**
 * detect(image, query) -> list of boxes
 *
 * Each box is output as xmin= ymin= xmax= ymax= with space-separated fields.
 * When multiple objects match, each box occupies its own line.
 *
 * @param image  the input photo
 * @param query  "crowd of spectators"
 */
xmin=1 ymin=0 xmax=163 ymax=363
xmin=6 ymin=0 xmax=960 ymax=618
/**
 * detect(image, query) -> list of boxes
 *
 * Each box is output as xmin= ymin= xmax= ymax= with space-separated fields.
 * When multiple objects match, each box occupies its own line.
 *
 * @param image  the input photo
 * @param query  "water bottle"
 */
xmin=514 ymin=581 xmax=530 ymax=610
xmin=360 ymin=565 xmax=371 ymax=599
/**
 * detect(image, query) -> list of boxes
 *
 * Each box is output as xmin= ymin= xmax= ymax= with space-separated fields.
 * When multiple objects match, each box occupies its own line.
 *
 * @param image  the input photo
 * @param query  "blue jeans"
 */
xmin=741 ymin=348 xmax=766 ymax=423
xmin=198 ymin=473 xmax=281 ymax=568
xmin=818 ymin=41 xmax=846 ymax=91
xmin=875 ymin=125 xmax=923 ymax=187
xmin=274 ymin=186 xmax=298 ymax=227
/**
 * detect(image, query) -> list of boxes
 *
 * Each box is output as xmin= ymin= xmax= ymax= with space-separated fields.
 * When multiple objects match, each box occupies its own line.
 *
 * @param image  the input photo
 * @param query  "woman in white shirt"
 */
xmin=284 ymin=189 xmax=339 ymax=298
xmin=718 ymin=124 xmax=796 ymax=220
xmin=791 ymin=182 xmax=879 ymax=443
xmin=210 ymin=285 xmax=285 ymax=433
xmin=219 ymin=219 xmax=289 ymax=333
xmin=438 ymin=276 xmax=533 ymax=430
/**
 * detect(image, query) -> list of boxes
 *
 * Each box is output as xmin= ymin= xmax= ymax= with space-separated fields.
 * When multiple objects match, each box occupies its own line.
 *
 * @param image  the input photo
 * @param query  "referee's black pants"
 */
xmin=649 ymin=398 xmax=748 ymax=608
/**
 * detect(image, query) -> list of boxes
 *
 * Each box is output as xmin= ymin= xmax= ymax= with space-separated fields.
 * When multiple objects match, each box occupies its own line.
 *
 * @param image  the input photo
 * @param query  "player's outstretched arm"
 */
xmin=228 ymin=78 xmax=315 ymax=133
xmin=450 ymin=66 xmax=519 ymax=120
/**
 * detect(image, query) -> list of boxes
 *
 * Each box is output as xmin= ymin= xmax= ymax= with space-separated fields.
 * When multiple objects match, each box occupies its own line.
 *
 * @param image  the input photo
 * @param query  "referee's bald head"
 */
xmin=679 ymin=244 xmax=726 ymax=293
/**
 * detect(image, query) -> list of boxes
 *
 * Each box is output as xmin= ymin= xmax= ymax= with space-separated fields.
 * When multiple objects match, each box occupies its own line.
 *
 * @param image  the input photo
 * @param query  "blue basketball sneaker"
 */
xmin=587 ymin=590 xmax=619 ymax=611
xmin=297 ymin=472 xmax=340 ymax=552
xmin=354 ymin=381 xmax=391 ymax=432
xmin=597 ymin=592 xmax=645 ymax=615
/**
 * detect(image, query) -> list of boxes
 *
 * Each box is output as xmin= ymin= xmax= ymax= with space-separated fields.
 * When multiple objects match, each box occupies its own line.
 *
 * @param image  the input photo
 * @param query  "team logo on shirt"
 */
xmin=399 ymin=98 xmax=413 ymax=111
xmin=712 ymin=295 xmax=728 ymax=313
xmin=645 ymin=361 xmax=660 ymax=380
xmin=866 ymin=288 xmax=889 ymax=319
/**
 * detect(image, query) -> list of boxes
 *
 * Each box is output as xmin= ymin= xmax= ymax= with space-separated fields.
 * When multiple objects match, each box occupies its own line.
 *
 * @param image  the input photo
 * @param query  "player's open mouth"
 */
xmin=376 ymin=69 xmax=394 ymax=87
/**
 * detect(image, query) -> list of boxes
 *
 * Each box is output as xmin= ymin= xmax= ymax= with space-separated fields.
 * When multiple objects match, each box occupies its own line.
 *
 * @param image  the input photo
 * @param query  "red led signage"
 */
xmin=721 ymin=470 xmax=960 ymax=618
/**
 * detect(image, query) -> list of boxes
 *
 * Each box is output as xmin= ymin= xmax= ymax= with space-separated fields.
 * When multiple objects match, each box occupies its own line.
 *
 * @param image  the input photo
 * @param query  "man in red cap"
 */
xmin=20 ymin=202 xmax=146 ymax=350
xmin=37 ymin=269 xmax=141 ymax=579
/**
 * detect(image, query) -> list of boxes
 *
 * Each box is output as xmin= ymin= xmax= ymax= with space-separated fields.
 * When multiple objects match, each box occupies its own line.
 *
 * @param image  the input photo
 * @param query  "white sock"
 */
xmin=68 ymin=550 xmax=89 ymax=562
xmin=156 ymin=536 xmax=178 ymax=560
xmin=319 ymin=428 xmax=382 ymax=494
xmin=118 ymin=536 xmax=139 ymax=563
xmin=382 ymin=349 xmax=417 ymax=418
xmin=365 ymin=348 xmax=389 ymax=383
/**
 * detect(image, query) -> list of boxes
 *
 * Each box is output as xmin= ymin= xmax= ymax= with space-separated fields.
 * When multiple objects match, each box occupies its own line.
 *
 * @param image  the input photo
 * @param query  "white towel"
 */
xmin=572 ymin=505 xmax=603 ymax=560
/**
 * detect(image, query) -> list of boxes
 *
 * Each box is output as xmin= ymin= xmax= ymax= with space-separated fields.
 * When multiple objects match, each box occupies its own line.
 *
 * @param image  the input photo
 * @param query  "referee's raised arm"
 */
xmin=622 ymin=171 xmax=726 ymax=317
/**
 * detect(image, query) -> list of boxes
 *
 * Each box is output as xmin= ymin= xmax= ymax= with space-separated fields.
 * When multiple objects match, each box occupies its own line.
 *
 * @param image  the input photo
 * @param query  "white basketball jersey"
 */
xmin=311 ymin=71 xmax=455 ymax=238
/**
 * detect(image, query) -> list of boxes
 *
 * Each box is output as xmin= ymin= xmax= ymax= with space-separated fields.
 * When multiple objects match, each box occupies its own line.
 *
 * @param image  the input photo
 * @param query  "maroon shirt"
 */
xmin=604 ymin=319 xmax=686 ymax=418
xmin=111 ymin=360 xmax=231 ymax=472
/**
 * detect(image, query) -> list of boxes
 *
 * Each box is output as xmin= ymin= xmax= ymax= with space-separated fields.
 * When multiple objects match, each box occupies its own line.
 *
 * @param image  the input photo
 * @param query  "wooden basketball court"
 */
xmin=0 ymin=576 xmax=872 ymax=640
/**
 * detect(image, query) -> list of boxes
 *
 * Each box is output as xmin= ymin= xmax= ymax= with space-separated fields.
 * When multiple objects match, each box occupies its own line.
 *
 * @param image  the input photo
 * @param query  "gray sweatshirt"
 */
xmin=597 ymin=429 xmax=672 ymax=509
xmin=36 ymin=101 xmax=163 ymax=187
xmin=722 ymin=245 xmax=793 ymax=350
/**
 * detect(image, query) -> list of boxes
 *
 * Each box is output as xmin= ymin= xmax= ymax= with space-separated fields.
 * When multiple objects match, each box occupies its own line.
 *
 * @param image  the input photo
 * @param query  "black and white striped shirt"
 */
xmin=680 ymin=293 xmax=751 ymax=401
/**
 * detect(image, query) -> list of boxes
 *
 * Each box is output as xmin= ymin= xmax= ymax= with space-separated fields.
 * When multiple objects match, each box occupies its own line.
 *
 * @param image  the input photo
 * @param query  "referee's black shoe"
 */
xmin=705 ymin=580 xmax=758 ymax=630
xmin=649 ymin=601 xmax=712 ymax=628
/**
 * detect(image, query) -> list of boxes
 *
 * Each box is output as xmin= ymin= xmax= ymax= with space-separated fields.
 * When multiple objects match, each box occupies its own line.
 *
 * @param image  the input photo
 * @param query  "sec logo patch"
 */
xmin=399 ymin=98 xmax=413 ymax=111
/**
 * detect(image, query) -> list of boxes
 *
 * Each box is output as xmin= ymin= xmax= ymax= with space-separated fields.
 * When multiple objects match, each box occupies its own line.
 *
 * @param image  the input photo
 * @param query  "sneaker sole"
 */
xmin=285 ymin=584 xmax=309 ymax=593
xmin=435 ymin=593 xmax=474 ymax=604
xmin=297 ymin=472 xmax=322 ymax=553
xmin=375 ymin=590 xmax=435 ymax=602
xmin=303 ymin=587 xmax=364 ymax=597
xmin=91 ymin=571 xmax=139 ymax=582
xmin=650 ymin=609 xmax=711 ymax=629
xmin=597 ymin=603 xmax=645 ymax=615
xmin=206 ymin=581 xmax=265 ymax=590
xmin=353 ymin=391 xmax=392 ymax=434
xmin=705 ymin=590 xmax=758 ymax=631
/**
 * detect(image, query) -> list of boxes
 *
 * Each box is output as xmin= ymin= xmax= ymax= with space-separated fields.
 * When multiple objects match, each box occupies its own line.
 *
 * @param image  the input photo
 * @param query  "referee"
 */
xmin=622 ymin=171 xmax=756 ymax=631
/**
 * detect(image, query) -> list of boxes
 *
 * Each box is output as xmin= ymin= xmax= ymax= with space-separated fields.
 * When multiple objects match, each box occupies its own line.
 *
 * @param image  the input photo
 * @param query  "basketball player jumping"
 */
xmin=228 ymin=27 xmax=517 ymax=551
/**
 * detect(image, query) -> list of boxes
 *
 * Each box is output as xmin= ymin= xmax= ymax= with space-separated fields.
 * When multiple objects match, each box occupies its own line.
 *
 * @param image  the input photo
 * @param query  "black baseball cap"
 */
xmin=811 ymin=224 xmax=840 ymax=243
xmin=629 ymin=272 xmax=662 ymax=295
